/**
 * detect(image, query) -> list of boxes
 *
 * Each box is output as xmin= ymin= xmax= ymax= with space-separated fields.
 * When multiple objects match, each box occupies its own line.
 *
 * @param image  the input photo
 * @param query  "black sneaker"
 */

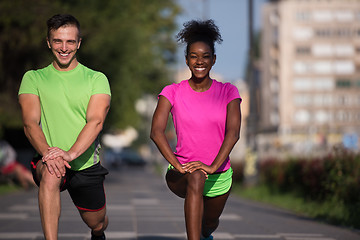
xmin=91 ymin=232 xmax=106 ymax=240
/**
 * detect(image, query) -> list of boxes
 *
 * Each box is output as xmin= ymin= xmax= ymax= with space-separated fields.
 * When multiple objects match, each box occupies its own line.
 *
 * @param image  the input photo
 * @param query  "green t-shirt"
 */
xmin=18 ymin=63 xmax=111 ymax=171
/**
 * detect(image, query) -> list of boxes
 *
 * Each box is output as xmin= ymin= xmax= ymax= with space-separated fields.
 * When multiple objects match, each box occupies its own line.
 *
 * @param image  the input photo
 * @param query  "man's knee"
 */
xmin=38 ymin=167 xmax=62 ymax=190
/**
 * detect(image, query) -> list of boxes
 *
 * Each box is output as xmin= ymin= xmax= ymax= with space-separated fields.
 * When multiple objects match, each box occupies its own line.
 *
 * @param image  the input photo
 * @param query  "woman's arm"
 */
xmin=150 ymin=96 xmax=185 ymax=174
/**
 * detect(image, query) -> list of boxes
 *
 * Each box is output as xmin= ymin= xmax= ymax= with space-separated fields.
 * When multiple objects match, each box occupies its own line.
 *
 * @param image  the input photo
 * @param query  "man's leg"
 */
xmin=79 ymin=208 xmax=108 ymax=238
xmin=36 ymin=161 xmax=63 ymax=240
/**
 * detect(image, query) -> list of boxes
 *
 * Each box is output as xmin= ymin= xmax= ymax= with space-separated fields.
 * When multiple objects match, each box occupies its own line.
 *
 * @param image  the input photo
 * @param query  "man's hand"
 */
xmin=43 ymin=147 xmax=73 ymax=163
xmin=43 ymin=156 xmax=70 ymax=178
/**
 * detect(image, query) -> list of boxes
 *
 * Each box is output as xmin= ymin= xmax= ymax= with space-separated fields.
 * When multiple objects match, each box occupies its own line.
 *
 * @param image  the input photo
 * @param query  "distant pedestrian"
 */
xmin=18 ymin=14 xmax=111 ymax=240
xmin=150 ymin=19 xmax=242 ymax=240
xmin=0 ymin=140 xmax=36 ymax=189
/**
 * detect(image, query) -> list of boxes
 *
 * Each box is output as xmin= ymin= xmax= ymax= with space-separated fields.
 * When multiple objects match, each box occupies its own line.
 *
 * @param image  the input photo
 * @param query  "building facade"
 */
xmin=258 ymin=0 xmax=360 ymax=158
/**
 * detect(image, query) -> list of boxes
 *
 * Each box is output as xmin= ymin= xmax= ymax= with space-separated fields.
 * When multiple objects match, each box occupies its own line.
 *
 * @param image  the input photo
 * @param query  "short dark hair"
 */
xmin=176 ymin=19 xmax=223 ymax=57
xmin=47 ymin=14 xmax=81 ymax=39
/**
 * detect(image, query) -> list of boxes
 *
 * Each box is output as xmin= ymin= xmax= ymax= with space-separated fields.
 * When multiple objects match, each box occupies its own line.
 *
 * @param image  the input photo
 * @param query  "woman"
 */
xmin=150 ymin=19 xmax=241 ymax=240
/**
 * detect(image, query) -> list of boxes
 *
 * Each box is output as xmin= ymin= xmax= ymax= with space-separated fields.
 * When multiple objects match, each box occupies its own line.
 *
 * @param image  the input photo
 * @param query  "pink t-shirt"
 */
xmin=159 ymin=79 xmax=242 ymax=172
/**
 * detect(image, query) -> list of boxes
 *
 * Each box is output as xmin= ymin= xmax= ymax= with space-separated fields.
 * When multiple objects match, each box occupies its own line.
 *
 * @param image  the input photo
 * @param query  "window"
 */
xmin=294 ymin=110 xmax=311 ymax=124
xmin=312 ymin=44 xmax=332 ymax=56
xmin=270 ymin=78 xmax=279 ymax=92
xmin=315 ymin=111 xmax=329 ymax=123
xmin=293 ymin=78 xmax=334 ymax=91
xmin=270 ymin=113 xmax=279 ymax=125
xmin=335 ymin=45 xmax=354 ymax=56
xmin=313 ymin=10 xmax=333 ymax=22
xmin=296 ymin=11 xmax=310 ymax=21
xmin=356 ymin=81 xmax=360 ymax=88
xmin=334 ymin=10 xmax=354 ymax=22
xmin=314 ymin=78 xmax=334 ymax=90
xmin=294 ymin=94 xmax=311 ymax=106
xmin=293 ymin=27 xmax=313 ymax=41
xmin=293 ymin=62 xmax=311 ymax=74
xmin=293 ymin=78 xmax=312 ymax=90
xmin=336 ymin=79 xmax=351 ymax=88
xmin=296 ymin=46 xmax=311 ymax=55
xmin=314 ymin=61 xmax=332 ymax=74
xmin=335 ymin=61 xmax=355 ymax=74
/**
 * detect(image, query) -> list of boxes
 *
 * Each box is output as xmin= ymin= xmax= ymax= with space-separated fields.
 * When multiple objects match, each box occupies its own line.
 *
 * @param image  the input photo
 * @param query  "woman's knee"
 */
xmin=186 ymin=170 xmax=206 ymax=194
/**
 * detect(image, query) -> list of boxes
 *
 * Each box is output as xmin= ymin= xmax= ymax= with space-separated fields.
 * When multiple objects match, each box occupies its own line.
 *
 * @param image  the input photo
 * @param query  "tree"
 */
xmin=0 ymin=0 xmax=180 ymax=137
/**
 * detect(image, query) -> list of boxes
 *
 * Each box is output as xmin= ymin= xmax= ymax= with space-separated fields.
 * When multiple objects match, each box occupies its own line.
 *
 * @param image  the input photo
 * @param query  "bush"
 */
xmin=257 ymin=147 xmax=360 ymax=228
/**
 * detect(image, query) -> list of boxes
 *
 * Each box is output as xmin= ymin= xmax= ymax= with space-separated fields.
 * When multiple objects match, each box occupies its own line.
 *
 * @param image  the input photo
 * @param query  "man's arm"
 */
xmin=19 ymin=94 xmax=49 ymax=156
xmin=19 ymin=94 xmax=70 ymax=177
xmin=43 ymin=94 xmax=111 ymax=162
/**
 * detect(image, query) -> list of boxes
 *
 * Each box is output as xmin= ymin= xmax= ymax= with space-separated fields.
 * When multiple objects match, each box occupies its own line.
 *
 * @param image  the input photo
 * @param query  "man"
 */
xmin=18 ymin=14 xmax=111 ymax=240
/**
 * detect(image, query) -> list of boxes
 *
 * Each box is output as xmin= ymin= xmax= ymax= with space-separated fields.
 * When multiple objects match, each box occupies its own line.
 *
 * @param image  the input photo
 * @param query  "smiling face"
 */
xmin=186 ymin=41 xmax=216 ymax=81
xmin=47 ymin=25 xmax=81 ymax=71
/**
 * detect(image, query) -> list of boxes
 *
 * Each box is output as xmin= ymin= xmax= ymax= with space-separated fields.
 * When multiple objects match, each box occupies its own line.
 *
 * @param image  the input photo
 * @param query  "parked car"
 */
xmin=104 ymin=147 xmax=146 ymax=168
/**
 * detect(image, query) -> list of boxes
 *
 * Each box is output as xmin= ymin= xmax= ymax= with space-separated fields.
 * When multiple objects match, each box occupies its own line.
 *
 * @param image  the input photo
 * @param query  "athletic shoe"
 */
xmin=200 ymin=234 xmax=213 ymax=240
xmin=91 ymin=232 xmax=106 ymax=240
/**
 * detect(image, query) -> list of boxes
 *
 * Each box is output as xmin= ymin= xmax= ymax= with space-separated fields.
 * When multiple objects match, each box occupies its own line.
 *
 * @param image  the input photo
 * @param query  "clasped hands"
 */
xmin=181 ymin=161 xmax=216 ymax=179
xmin=42 ymin=147 xmax=72 ymax=178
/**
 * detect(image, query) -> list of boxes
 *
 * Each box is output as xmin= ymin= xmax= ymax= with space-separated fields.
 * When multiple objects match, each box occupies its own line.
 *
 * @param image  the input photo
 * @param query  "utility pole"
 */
xmin=246 ymin=0 xmax=258 ymax=151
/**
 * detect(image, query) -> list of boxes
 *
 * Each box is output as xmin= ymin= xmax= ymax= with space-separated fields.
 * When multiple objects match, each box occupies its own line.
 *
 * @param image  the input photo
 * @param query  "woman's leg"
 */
xmin=201 ymin=190 xmax=231 ymax=238
xmin=166 ymin=169 xmax=206 ymax=240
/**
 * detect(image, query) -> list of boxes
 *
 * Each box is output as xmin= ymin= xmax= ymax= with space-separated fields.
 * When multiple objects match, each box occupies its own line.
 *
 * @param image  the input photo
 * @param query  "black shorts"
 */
xmin=31 ymin=156 xmax=108 ymax=211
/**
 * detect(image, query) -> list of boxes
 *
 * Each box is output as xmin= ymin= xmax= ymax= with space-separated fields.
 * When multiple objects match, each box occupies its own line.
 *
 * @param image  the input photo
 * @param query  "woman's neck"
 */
xmin=189 ymin=77 xmax=212 ymax=92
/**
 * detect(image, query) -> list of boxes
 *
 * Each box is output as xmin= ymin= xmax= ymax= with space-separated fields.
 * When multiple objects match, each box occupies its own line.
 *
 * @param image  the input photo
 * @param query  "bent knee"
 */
xmin=187 ymin=170 xmax=206 ymax=193
xmin=38 ymin=168 xmax=62 ymax=189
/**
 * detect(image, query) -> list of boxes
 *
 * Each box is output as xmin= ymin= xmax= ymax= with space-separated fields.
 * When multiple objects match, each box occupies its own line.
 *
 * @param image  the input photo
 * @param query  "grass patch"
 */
xmin=0 ymin=183 xmax=21 ymax=195
xmin=232 ymin=184 xmax=352 ymax=228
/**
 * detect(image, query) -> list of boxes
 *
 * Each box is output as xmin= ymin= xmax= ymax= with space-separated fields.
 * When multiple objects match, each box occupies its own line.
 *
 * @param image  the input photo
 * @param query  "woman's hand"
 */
xmin=182 ymin=161 xmax=215 ymax=178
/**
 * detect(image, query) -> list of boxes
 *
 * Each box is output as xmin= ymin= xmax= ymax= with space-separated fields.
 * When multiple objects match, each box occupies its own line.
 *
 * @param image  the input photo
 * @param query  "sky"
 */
xmin=175 ymin=0 xmax=268 ymax=82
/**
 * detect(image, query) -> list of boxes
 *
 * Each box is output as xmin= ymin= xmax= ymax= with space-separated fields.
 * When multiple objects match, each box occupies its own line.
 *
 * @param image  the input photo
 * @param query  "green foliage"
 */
xmin=0 ymin=0 xmax=180 ymax=133
xmin=257 ymin=148 xmax=360 ymax=228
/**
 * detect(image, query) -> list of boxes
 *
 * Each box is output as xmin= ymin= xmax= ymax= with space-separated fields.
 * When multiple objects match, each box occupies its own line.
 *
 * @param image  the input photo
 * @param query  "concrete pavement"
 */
xmin=0 ymin=164 xmax=359 ymax=240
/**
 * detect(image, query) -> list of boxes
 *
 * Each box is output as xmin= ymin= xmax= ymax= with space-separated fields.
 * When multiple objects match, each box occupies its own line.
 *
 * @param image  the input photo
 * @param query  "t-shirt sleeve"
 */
xmin=18 ymin=71 xmax=38 ymax=96
xmin=226 ymin=83 xmax=242 ymax=104
xmin=92 ymin=72 xmax=111 ymax=96
xmin=159 ymin=84 xmax=176 ymax=106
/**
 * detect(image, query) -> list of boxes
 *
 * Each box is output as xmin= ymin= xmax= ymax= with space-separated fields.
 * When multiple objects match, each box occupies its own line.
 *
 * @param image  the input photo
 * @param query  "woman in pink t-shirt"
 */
xmin=151 ymin=19 xmax=241 ymax=240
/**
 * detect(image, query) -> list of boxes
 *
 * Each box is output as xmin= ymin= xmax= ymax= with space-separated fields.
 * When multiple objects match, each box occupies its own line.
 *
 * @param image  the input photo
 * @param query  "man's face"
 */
xmin=47 ymin=25 xmax=81 ymax=71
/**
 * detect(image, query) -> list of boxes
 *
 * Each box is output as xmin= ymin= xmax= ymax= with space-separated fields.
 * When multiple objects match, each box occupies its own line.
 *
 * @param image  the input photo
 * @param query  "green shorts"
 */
xmin=168 ymin=165 xmax=233 ymax=198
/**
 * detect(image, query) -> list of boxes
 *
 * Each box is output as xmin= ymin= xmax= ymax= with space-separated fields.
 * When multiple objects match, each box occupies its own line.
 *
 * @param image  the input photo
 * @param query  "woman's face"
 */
xmin=186 ymin=41 xmax=216 ymax=80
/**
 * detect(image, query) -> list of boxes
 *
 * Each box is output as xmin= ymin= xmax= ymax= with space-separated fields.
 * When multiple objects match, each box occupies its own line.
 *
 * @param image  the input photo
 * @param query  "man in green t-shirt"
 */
xmin=18 ymin=14 xmax=110 ymax=240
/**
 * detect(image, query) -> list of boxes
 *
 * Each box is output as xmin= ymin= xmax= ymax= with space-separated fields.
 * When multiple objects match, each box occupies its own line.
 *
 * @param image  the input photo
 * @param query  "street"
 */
xmin=0 ymin=165 xmax=359 ymax=240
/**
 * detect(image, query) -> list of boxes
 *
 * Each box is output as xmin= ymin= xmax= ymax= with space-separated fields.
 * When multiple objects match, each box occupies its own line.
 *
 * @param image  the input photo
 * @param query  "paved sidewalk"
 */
xmin=0 ymin=165 xmax=359 ymax=240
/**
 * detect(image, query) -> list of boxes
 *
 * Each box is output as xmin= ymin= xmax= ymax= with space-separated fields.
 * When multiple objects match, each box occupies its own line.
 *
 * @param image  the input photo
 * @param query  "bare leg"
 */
xmin=80 ymin=208 xmax=108 ymax=237
xmin=201 ymin=189 xmax=231 ymax=238
xmin=36 ymin=162 xmax=63 ymax=240
xmin=166 ymin=169 xmax=206 ymax=240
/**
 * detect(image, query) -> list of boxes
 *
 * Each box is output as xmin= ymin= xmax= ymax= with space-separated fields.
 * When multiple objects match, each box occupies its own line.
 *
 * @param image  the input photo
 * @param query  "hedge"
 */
xmin=258 ymin=147 xmax=360 ymax=227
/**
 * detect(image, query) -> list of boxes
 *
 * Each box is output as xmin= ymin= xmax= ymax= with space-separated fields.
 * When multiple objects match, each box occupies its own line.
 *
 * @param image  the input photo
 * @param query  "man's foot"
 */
xmin=91 ymin=232 xmax=105 ymax=240
xmin=200 ymin=234 xmax=213 ymax=240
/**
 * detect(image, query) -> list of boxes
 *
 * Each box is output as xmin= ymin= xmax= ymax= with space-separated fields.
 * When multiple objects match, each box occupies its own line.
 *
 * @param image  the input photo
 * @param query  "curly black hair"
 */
xmin=176 ymin=19 xmax=223 ymax=56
